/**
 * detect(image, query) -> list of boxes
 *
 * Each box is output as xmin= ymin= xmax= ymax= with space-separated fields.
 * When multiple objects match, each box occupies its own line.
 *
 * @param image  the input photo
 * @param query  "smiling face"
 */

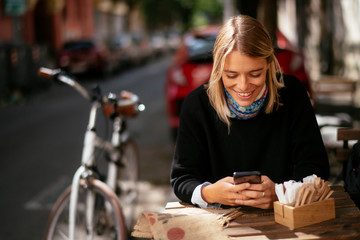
xmin=222 ymin=51 xmax=268 ymax=107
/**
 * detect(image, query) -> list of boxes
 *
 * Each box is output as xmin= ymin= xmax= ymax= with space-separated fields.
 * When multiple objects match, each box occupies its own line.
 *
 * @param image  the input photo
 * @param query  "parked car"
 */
xmin=165 ymin=29 xmax=182 ymax=52
xmin=57 ymin=40 xmax=112 ymax=76
xmin=165 ymin=27 xmax=313 ymax=140
xmin=107 ymin=33 xmax=138 ymax=70
xmin=165 ymin=26 xmax=220 ymax=139
xmin=150 ymin=31 xmax=169 ymax=57
xmin=131 ymin=32 xmax=154 ymax=65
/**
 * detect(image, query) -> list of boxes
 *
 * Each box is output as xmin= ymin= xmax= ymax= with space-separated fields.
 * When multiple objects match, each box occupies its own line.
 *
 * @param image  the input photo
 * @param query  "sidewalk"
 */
xmin=136 ymin=181 xmax=177 ymax=217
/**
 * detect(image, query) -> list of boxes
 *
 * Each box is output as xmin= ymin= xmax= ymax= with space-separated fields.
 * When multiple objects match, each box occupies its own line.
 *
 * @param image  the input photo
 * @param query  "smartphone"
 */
xmin=233 ymin=171 xmax=261 ymax=184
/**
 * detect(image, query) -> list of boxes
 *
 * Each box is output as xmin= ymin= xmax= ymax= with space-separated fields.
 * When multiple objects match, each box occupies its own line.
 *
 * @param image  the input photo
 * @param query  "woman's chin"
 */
xmin=235 ymin=99 xmax=254 ymax=107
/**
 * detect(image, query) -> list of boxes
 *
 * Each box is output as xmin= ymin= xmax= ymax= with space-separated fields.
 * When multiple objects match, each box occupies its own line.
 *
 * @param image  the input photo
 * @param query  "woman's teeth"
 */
xmin=238 ymin=92 xmax=252 ymax=97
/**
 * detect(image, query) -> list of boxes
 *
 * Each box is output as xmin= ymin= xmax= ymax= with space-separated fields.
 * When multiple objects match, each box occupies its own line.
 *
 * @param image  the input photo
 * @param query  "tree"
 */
xmin=236 ymin=0 xmax=278 ymax=46
xmin=139 ymin=0 xmax=222 ymax=32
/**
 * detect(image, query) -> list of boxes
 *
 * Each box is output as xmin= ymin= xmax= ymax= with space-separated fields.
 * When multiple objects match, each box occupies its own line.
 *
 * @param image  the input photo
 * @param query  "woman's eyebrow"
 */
xmin=250 ymin=67 xmax=265 ymax=72
xmin=223 ymin=67 xmax=265 ymax=73
xmin=223 ymin=70 xmax=238 ymax=73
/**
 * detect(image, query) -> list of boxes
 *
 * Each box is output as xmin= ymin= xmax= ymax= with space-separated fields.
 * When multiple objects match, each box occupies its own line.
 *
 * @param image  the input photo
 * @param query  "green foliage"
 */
xmin=194 ymin=0 xmax=223 ymax=18
xmin=140 ymin=0 xmax=181 ymax=30
xmin=192 ymin=0 xmax=223 ymax=28
xmin=140 ymin=0 xmax=223 ymax=31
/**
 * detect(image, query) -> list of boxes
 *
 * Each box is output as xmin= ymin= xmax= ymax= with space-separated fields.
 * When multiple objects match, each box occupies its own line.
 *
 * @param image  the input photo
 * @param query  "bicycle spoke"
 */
xmin=45 ymin=182 xmax=126 ymax=240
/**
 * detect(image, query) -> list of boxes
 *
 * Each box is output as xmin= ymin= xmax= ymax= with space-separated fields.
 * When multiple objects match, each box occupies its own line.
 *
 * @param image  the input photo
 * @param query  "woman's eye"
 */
xmin=250 ymin=73 xmax=261 ymax=78
xmin=226 ymin=75 xmax=237 ymax=79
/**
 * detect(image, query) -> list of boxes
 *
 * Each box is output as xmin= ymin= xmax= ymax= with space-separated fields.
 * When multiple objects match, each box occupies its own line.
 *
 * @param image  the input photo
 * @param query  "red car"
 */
xmin=165 ymin=27 xmax=312 ymax=140
xmin=57 ymin=40 xmax=111 ymax=76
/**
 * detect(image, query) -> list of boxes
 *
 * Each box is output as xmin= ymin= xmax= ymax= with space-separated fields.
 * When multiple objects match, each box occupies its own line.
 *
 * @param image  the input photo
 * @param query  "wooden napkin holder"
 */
xmin=273 ymin=198 xmax=335 ymax=229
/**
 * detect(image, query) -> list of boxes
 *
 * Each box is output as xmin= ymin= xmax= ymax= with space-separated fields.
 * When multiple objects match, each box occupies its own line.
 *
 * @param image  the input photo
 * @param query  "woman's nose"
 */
xmin=237 ymin=75 xmax=248 ymax=91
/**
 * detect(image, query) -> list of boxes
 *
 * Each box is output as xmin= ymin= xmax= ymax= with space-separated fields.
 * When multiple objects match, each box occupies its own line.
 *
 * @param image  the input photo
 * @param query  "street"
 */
xmin=0 ymin=56 xmax=176 ymax=239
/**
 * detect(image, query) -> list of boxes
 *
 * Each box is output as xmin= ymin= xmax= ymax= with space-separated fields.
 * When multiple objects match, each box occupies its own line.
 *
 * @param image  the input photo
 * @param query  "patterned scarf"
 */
xmin=225 ymin=85 xmax=268 ymax=120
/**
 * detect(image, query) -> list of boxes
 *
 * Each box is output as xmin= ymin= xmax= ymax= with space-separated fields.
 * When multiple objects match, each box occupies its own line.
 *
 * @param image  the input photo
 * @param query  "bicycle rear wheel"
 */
xmin=44 ymin=179 xmax=127 ymax=240
xmin=117 ymin=138 xmax=139 ymax=229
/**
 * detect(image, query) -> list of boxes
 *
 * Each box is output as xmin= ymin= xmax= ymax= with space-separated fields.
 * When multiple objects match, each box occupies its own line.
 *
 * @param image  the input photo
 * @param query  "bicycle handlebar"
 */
xmin=39 ymin=67 xmax=91 ymax=100
xmin=38 ymin=67 xmax=60 ymax=78
xmin=38 ymin=67 xmax=144 ymax=118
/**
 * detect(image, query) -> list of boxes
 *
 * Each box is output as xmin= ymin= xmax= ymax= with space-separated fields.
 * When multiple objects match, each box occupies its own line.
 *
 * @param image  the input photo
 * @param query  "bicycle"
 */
xmin=39 ymin=67 xmax=145 ymax=240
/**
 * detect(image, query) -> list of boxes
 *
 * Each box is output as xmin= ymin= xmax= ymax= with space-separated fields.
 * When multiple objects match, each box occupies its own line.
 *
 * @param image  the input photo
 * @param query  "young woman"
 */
xmin=170 ymin=15 xmax=329 ymax=209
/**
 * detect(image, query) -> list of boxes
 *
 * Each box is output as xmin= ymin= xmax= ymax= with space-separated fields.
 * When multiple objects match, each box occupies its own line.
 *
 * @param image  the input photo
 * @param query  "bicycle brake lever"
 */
xmin=92 ymin=85 xmax=102 ymax=102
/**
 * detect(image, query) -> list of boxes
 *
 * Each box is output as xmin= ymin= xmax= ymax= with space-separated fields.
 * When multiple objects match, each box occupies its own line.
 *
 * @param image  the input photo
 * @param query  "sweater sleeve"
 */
xmin=170 ymin=87 xmax=212 ymax=203
xmin=284 ymin=75 xmax=330 ymax=181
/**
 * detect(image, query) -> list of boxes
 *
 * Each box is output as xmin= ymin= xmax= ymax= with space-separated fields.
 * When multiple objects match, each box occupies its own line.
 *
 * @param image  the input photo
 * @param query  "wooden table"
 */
xmin=224 ymin=186 xmax=360 ymax=239
xmin=132 ymin=186 xmax=360 ymax=239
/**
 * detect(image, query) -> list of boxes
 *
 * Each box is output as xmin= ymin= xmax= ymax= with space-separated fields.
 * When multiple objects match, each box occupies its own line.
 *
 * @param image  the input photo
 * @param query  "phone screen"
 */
xmin=233 ymin=171 xmax=261 ymax=184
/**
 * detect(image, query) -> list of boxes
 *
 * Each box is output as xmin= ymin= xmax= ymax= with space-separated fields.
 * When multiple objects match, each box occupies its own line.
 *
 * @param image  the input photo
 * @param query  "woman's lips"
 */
xmin=234 ymin=90 xmax=254 ymax=100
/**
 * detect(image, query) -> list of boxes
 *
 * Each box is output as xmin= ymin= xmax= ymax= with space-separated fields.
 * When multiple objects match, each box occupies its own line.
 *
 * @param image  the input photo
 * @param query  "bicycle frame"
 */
xmin=106 ymin=117 xmax=123 ymax=191
xmin=69 ymin=101 xmax=99 ymax=239
xmin=69 ymin=104 xmax=133 ymax=239
xmin=39 ymin=67 xmax=143 ymax=240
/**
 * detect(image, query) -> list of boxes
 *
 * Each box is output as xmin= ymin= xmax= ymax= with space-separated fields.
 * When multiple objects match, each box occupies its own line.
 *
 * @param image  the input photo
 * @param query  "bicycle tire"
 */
xmin=117 ymin=138 xmax=139 ymax=229
xmin=44 ymin=179 xmax=127 ymax=240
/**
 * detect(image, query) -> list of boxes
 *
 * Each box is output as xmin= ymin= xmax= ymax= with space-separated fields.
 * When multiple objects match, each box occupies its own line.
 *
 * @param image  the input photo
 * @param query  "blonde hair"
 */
xmin=207 ymin=15 xmax=284 ymax=129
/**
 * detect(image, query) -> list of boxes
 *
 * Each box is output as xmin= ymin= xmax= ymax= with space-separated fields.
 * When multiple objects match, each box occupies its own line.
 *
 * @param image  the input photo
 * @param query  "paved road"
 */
xmin=0 ymin=56 xmax=176 ymax=239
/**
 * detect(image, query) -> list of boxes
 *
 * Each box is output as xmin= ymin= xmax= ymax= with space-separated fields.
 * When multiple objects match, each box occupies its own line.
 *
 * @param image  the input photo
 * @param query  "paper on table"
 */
xmin=303 ymin=174 xmax=318 ymax=184
xmin=275 ymin=175 xmax=333 ymax=206
xmin=275 ymin=180 xmax=302 ymax=204
xmin=284 ymin=180 xmax=302 ymax=204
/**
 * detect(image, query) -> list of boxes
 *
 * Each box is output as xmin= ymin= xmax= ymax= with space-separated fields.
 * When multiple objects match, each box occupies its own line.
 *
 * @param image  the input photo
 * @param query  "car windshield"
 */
xmin=186 ymin=35 xmax=216 ymax=63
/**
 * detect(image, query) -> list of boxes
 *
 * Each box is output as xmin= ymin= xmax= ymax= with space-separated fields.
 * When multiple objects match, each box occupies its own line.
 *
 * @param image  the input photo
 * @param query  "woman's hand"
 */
xmin=234 ymin=175 xmax=278 ymax=209
xmin=202 ymin=175 xmax=277 ymax=209
xmin=201 ymin=177 xmax=251 ymax=206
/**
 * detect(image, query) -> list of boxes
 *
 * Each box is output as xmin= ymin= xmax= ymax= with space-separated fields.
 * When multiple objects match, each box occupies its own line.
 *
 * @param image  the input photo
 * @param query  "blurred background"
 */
xmin=0 ymin=0 xmax=360 ymax=239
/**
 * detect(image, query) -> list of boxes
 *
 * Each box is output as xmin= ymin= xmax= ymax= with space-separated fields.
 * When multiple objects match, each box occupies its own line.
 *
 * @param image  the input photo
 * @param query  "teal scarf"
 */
xmin=225 ymin=85 xmax=268 ymax=120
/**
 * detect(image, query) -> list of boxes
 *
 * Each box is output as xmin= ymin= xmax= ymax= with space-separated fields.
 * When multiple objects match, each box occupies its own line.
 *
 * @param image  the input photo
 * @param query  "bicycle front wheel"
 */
xmin=117 ymin=138 xmax=139 ymax=229
xmin=44 ymin=179 xmax=127 ymax=240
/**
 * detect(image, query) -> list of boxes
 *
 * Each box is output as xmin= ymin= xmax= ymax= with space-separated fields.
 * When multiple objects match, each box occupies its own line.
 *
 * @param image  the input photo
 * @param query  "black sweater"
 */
xmin=170 ymin=74 xmax=329 ymax=204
